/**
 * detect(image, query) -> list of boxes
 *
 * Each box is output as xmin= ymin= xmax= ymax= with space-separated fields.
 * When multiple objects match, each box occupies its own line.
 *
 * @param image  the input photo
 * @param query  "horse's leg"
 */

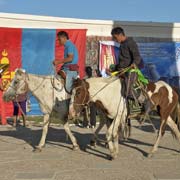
xmin=123 ymin=117 xmax=131 ymax=140
xmin=166 ymin=116 xmax=180 ymax=143
xmin=113 ymin=132 xmax=119 ymax=156
xmin=112 ymin=114 xmax=126 ymax=158
xmin=106 ymin=115 xmax=122 ymax=160
xmin=138 ymin=100 xmax=157 ymax=132
xmin=148 ymin=119 xmax=165 ymax=157
xmin=106 ymin=123 xmax=116 ymax=160
xmin=63 ymin=121 xmax=79 ymax=150
xmin=35 ymin=114 xmax=50 ymax=152
xmin=90 ymin=118 xmax=106 ymax=147
xmin=105 ymin=118 xmax=112 ymax=148
xmin=107 ymin=102 xmax=127 ymax=160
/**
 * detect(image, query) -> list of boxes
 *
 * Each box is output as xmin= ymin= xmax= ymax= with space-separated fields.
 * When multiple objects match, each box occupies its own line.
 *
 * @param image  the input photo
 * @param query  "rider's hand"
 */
xmin=52 ymin=60 xmax=59 ymax=66
xmin=130 ymin=63 xmax=135 ymax=69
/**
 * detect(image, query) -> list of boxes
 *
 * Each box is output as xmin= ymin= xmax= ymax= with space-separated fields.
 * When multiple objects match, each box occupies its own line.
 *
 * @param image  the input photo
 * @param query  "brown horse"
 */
xmin=69 ymin=78 xmax=180 ymax=157
xmin=69 ymin=77 xmax=128 ymax=159
xmin=146 ymin=81 xmax=180 ymax=156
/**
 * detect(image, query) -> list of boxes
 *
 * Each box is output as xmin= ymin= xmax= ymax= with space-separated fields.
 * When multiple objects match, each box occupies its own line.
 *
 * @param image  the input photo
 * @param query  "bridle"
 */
xmin=7 ymin=72 xmax=49 ymax=99
xmin=72 ymin=81 xmax=89 ymax=107
xmin=50 ymin=76 xmax=64 ymax=92
xmin=7 ymin=72 xmax=29 ymax=98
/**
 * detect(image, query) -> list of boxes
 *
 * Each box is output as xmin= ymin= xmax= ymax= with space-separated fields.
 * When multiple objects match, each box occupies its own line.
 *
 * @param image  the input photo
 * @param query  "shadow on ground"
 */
xmin=0 ymin=122 xmax=179 ymax=160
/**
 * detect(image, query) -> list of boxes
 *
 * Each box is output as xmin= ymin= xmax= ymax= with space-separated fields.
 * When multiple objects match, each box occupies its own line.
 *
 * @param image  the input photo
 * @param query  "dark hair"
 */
xmin=111 ymin=27 xmax=125 ymax=36
xmin=57 ymin=31 xmax=69 ymax=39
xmin=85 ymin=66 xmax=92 ymax=78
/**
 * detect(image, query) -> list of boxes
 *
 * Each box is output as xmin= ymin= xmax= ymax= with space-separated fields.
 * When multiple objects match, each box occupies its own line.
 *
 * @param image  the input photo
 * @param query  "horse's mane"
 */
xmin=73 ymin=78 xmax=89 ymax=89
xmin=72 ymin=77 xmax=119 ymax=93
xmin=86 ymin=77 xmax=118 ymax=84
xmin=15 ymin=68 xmax=54 ymax=79
xmin=30 ymin=74 xmax=52 ymax=79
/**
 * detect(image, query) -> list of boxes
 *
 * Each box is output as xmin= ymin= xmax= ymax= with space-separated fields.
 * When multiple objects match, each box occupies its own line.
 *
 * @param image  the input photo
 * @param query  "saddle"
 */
xmin=58 ymin=70 xmax=66 ymax=80
xmin=126 ymin=80 xmax=147 ymax=116
xmin=54 ymin=70 xmax=72 ymax=94
xmin=51 ymin=71 xmax=65 ymax=92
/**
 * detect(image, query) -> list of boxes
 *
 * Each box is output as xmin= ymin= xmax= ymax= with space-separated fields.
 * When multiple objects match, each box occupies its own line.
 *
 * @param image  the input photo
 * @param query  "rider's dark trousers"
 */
xmin=125 ymin=72 xmax=137 ymax=98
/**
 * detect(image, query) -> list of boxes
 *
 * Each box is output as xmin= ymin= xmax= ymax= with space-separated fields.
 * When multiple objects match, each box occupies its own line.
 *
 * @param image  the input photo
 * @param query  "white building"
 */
xmin=0 ymin=12 xmax=180 ymax=40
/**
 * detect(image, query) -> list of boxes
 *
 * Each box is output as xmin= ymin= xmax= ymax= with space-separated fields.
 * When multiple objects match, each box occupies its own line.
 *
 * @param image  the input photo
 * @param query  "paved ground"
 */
xmin=0 ymin=119 xmax=180 ymax=180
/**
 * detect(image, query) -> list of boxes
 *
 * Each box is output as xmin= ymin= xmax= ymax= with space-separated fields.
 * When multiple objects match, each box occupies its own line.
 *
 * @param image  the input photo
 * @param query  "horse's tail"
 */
xmin=173 ymin=87 xmax=180 ymax=131
xmin=170 ymin=88 xmax=180 ymax=139
xmin=175 ymin=101 xmax=180 ymax=131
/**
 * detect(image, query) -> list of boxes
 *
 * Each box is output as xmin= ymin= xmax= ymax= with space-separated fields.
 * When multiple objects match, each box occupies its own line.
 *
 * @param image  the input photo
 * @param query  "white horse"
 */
xmin=3 ymin=69 xmax=79 ymax=151
xmin=69 ymin=77 xmax=128 ymax=159
xmin=69 ymin=77 xmax=180 ymax=158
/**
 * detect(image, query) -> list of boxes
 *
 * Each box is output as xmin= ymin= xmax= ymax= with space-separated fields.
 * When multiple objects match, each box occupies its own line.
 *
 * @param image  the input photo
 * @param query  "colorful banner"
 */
xmin=0 ymin=28 xmax=22 ymax=123
xmin=0 ymin=27 xmax=87 ymax=121
xmin=22 ymin=29 xmax=56 ymax=115
xmin=99 ymin=41 xmax=120 ymax=77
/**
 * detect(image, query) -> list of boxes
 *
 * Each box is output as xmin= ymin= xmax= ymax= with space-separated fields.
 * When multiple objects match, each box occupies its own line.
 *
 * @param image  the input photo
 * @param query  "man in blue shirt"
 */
xmin=53 ymin=31 xmax=79 ymax=94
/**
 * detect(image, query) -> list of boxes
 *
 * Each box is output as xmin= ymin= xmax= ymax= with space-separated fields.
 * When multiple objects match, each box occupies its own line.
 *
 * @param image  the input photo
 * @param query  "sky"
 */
xmin=0 ymin=0 xmax=180 ymax=23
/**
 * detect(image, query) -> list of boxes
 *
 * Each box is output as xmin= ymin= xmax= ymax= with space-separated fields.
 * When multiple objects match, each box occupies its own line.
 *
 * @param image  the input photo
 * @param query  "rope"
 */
xmin=72 ymin=77 xmax=120 ymax=107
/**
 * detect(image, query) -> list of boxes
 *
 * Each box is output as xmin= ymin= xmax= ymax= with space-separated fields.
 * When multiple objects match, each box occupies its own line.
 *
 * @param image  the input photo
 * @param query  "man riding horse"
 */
xmin=53 ymin=31 xmax=79 ymax=94
xmin=111 ymin=27 xmax=148 ymax=112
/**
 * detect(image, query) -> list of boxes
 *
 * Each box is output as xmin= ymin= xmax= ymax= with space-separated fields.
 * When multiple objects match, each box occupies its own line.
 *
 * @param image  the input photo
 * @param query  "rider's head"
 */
xmin=111 ymin=27 xmax=126 ymax=43
xmin=57 ymin=31 xmax=69 ymax=45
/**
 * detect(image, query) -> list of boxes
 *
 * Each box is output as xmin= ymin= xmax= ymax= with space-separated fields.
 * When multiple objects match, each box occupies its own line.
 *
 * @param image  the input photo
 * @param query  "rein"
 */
xmin=7 ymin=72 xmax=55 ymax=117
xmin=72 ymin=77 xmax=120 ymax=107
xmin=50 ymin=76 xmax=64 ymax=92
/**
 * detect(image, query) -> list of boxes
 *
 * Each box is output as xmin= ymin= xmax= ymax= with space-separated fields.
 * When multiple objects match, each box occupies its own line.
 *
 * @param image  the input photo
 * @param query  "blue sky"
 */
xmin=0 ymin=0 xmax=180 ymax=22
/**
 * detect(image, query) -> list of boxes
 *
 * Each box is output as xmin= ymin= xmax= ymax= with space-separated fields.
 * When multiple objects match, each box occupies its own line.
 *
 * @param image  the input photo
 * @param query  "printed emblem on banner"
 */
xmin=0 ymin=49 xmax=15 ymax=90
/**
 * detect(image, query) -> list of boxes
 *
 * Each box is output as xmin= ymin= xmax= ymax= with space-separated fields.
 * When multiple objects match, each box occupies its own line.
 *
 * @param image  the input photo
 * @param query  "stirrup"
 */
xmin=128 ymin=98 xmax=144 ymax=115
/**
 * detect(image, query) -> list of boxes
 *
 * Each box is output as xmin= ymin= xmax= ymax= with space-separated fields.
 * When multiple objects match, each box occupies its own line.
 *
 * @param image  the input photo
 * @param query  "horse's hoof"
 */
xmin=105 ymin=142 xmax=109 ymax=148
xmin=123 ymin=138 xmax=128 ymax=142
xmin=108 ymin=154 xmax=117 ymax=161
xmin=108 ymin=152 xmax=118 ymax=160
xmin=72 ymin=145 xmax=79 ymax=151
xmin=90 ymin=140 xmax=96 ymax=147
xmin=33 ymin=146 xmax=42 ymax=153
xmin=107 ymin=155 xmax=114 ymax=161
xmin=147 ymin=153 xmax=153 ymax=158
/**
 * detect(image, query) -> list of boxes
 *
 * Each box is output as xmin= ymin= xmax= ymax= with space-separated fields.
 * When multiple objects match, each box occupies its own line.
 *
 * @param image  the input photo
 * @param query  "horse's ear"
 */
xmin=21 ymin=69 xmax=26 ymax=73
xmin=82 ymin=79 xmax=89 ymax=89
xmin=73 ymin=78 xmax=81 ymax=88
xmin=16 ymin=69 xmax=25 ymax=75
xmin=85 ymin=81 xmax=90 ymax=89
xmin=16 ymin=69 xmax=22 ymax=75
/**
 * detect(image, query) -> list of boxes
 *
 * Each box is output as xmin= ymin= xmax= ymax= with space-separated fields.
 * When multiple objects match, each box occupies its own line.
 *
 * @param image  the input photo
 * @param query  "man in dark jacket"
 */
xmin=111 ymin=27 xmax=142 ymax=99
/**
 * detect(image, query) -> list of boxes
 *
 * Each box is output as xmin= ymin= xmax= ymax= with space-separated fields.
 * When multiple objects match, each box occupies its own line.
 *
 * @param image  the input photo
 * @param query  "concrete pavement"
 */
xmin=0 ymin=119 xmax=179 ymax=180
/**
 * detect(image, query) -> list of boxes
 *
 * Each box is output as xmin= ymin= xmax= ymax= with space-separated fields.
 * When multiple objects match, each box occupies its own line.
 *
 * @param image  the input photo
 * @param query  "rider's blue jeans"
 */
xmin=64 ymin=70 xmax=78 ymax=93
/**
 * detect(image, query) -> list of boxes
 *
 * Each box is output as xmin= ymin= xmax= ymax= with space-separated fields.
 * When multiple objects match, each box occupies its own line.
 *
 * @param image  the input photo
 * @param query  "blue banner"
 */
xmin=22 ymin=29 xmax=56 ymax=115
xmin=138 ymin=42 xmax=179 ymax=88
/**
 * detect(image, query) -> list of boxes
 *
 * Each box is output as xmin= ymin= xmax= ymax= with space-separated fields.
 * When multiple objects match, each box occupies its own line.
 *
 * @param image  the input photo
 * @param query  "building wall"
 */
xmin=1 ymin=12 xmax=180 ymax=38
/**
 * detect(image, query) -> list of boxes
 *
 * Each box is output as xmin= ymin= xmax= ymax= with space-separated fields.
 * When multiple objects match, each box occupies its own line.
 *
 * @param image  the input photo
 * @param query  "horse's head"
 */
xmin=3 ymin=68 xmax=28 ymax=102
xmin=69 ymin=78 xmax=90 ymax=119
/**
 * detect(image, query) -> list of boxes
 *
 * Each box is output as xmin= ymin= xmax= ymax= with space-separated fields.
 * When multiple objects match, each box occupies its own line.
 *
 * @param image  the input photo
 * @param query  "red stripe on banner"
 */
xmin=99 ymin=43 xmax=116 ymax=71
xmin=0 ymin=28 xmax=22 ymax=124
xmin=55 ymin=29 xmax=87 ymax=78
